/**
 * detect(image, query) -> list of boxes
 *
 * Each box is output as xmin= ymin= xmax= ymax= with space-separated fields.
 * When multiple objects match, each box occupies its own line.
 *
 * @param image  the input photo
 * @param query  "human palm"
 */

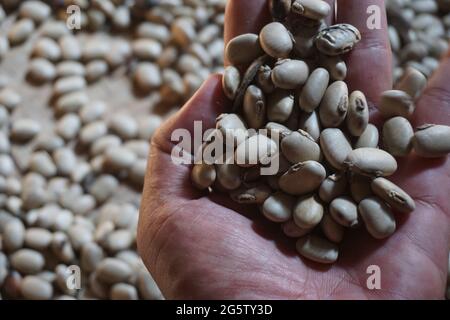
xmin=137 ymin=0 xmax=450 ymax=299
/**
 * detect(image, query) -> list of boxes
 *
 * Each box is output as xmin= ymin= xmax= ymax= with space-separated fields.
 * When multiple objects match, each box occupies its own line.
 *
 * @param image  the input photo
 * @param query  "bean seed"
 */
xmin=321 ymin=213 xmax=345 ymax=243
xmin=319 ymin=173 xmax=347 ymax=203
xmin=81 ymin=242 xmax=104 ymax=273
xmin=299 ymin=68 xmax=329 ymax=112
xmin=235 ymin=134 xmax=277 ymax=167
xmin=215 ymin=162 xmax=242 ymax=191
xmin=271 ymin=59 xmax=309 ymax=89
xmin=354 ymin=124 xmax=379 ymax=149
xmin=96 ymin=258 xmax=132 ymax=284
xmin=298 ymin=110 xmax=321 ymax=141
xmin=371 ymin=177 xmax=415 ymax=213
xmin=56 ymin=114 xmax=81 ymax=140
xmin=0 ymin=154 xmax=15 ymax=176
xmin=24 ymin=228 xmax=53 ymax=251
xmin=216 ymin=113 xmax=248 ymax=146
xmin=3 ymin=220 xmax=25 ymax=252
xmin=395 ymin=67 xmax=427 ymax=99
xmin=259 ymin=22 xmax=293 ymax=58
xmin=104 ymin=147 xmax=137 ymax=171
xmin=382 ymin=117 xmax=414 ymax=156
xmin=111 ymin=283 xmax=138 ymax=300
xmin=67 ymin=224 xmax=93 ymax=251
xmin=53 ymin=76 xmax=86 ymax=96
xmin=21 ymin=187 xmax=47 ymax=210
xmin=134 ymin=63 xmax=162 ymax=92
xmin=8 ymin=19 xmax=34 ymax=45
xmin=359 ymin=197 xmax=396 ymax=239
xmin=330 ymin=196 xmax=359 ymax=227
xmin=32 ymin=37 xmax=61 ymax=61
xmin=89 ymin=175 xmax=118 ymax=203
xmin=230 ymin=183 xmax=271 ymax=204
xmin=345 ymin=148 xmax=398 ymax=177
xmin=190 ymin=163 xmax=216 ymax=190
xmin=10 ymin=249 xmax=45 ymax=274
xmin=412 ymin=124 xmax=450 ymax=157
xmin=255 ymin=64 xmax=275 ymax=94
xmin=282 ymin=220 xmax=312 ymax=238
xmin=28 ymin=58 xmax=56 ymax=82
xmin=242 ymin=85 xmax=266 ymax=129
xmin=80 ymin=121 xmax=108 ymax=145
xmin=53 ymin=148 xmax=77 ymax=176
xmin=319 ymin=81 xmax=348 ymax=127
xmin=56 ymin=91 xmax=89 ymax=114
xmin=29 ymin=151 xmax=57 ymax=177
xmin=379 ymin=90 xmax=415 ymax=119
xmin=132 ymin=39 xmax=163 ymax=61
xmin=109 ymin=114 xmax=138 ymax=140
xmin=346 ymin=91 xmax=369 ymax=137
xmin=171 ymin=18 xmax=196 ymax=48
xmin=262 ymin=192 xmax=295 ymax=222
xmin=315 ymin=24 xmax=361 ymax=56
xmin=105 ymin=229 xmax=134 ymax=252
xmin=296 ymin=234 xmax=339 ymax=264
xmin=19 ymin=1 xmax=51 ymax=23
xmin=293 ymin=195 xmax=324 ymax=229
xmin=320 ymin=55 xmax=347 ymax=81
xmin=20 ymin=276 xmax=53 ymax=300
xmin=86 ymin=60 xmax=109 ymax=82
xmin=267 ymin=89 xmax=294 ymax=122
xmin=59 ymin=36 xmax=82 ymax=61
xmin=222 ymin=66 xmax=241 ymax=100
xmin=82 ymin=39 xmax=110 ymax=61
xmin=291 ymin=0 xmax=331 ymax=20
xmin=225 ymin=33 xmax=264 ymax=66
xmin=79 ymin=100 xmax=107 ymax=124
xmin=279 ymin=161 xmax=326 ymax=195
xmin=0 ymin=88 xmax=21 ymax=110
xmin=320 ymin=128 xmax=352 ymax=170
xmin=281 ymin=130 xmax=321 ymax=163
xmin=40 ymin=21 xmax=70 ymax=40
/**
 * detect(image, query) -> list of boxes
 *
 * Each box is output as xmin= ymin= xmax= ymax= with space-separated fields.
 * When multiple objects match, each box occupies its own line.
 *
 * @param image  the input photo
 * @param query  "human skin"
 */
xmin=137 ymin=0 xmax=450 ymax=299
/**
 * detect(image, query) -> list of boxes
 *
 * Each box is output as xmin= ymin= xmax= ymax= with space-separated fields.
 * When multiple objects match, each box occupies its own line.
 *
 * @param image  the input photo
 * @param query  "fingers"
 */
xmin=336 ymin=0 xmax=392 ymax=105
xmin=153 ymin=74 xmax=230 ymax=155
xmin=224 ymin=0 xmax=270 ymax=46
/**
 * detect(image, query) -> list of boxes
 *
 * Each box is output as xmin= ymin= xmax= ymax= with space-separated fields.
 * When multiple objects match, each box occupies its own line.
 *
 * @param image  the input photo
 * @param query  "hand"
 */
xmin=137 ymin=0 xmax=450 ymax=299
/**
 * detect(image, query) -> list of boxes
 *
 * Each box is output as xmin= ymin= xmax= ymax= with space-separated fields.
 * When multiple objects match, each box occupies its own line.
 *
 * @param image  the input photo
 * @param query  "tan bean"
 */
xmin=293 ymin=195 xmax=324 ymax=229
xmin=299 ymin=68 xmax=329 ymax=112
xmin=359 ymin=197 xmax=396 ymax=239
xmin=354 ymin=124 xmax=379 ymax=149
xmin=412 ymin=124 xmax=450 ymax=158
xmin=346 ymin=91 xmax=369 ymax=137
xmin=382 ymin=117 xmax=414 ymax=156
xmin=371 ymin=177 xmax=415 ymax=213
xmin=319 ymin=81 xmax=348 ymax=128
xmin=225 ymin=33 xmax=263 ymax=66
xmin=271 ymin=59 xmax=309 ymax=89
xmin=319 ymin=173 xmax=347 ymax=203
xmin=259 ymin=22 xmax=293 ymax=58
xmin=330 ymin=196 xmax=359 ymax=227
xmin=243 ymin=85 xmax=266 ymax=129
xmin=279 ymin=161 xmax=326 ymax=195
xmin=320 ymin=128 xmax=353 ymax=170
xmin=379 ymin=90 xmax=415 ymax=119
xmin=262 ymin=192 xmax=295 ymax=222
xmin=345 ymin=148 xmax=398 ymax=177
xmin=281 ymin=130 xmax=321 ymax=163
xmin=296 ymin=234 xmax=339 ymax=264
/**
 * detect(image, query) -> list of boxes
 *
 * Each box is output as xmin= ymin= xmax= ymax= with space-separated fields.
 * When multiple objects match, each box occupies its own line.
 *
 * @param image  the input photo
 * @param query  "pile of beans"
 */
xmin=191 ymin=0 xmax=450 ymax=284
xmin=0 ymin=0 xmax=225 ymax=300
xmin=386 ymin=0 xmax=450 ymax=83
